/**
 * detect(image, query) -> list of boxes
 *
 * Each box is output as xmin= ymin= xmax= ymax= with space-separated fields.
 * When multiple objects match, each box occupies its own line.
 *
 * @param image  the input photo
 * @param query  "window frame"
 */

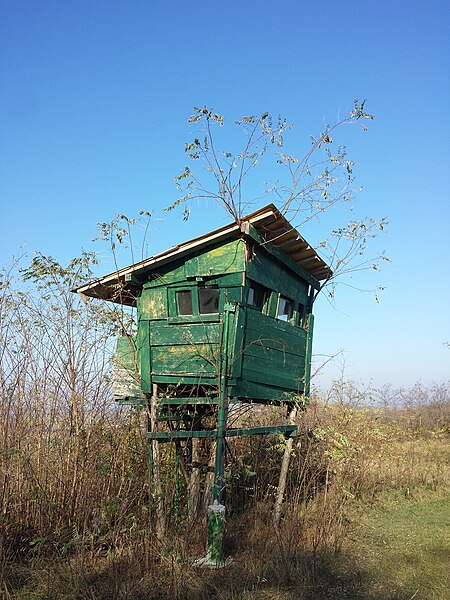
xmin=175 ymin=289 xmax=194 ymax=316
xmin=276 ymin=294 xmax=294 ymax=323
xmin=168 ymin=284 xmax=221 ymax=319
xmin=198 ymin=286 xmax=220 ymax=315
xmin=296 ymin=302 xmax=306 ymax=327
xmin=246 ymin=280 xmax=270 ymax=312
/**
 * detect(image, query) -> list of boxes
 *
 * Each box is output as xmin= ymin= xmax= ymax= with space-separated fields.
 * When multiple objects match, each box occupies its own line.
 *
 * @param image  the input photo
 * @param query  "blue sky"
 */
xmin=1 ymin=0 xmax=449 ymax=389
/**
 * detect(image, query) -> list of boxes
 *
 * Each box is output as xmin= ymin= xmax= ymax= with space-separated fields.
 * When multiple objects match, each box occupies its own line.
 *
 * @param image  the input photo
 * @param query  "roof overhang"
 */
xmin=74 ymin=204 xmax=332 ymax=305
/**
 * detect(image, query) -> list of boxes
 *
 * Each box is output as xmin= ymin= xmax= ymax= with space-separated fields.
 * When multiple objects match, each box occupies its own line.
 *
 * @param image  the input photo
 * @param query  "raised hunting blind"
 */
xmin=76 ymin=203 xmax=331 ymax=565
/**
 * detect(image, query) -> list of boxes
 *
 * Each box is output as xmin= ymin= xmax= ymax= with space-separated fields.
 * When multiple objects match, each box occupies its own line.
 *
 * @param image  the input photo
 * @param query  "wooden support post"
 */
xmin=188 ymin=438 xmax=201 ymax=522
xmin=212 ymin=304 xmax=234 ymax=503
xmin=150 ymin=383 xmax=166 ymax=541
xmin=273 ymin=313 xmax=314 ymax=528
xmin=202 ymin=440 xmax=216 ymax=513
xmin=273 ymin=405 xmax=297 ymax=528
xmin=205 ymin=304 xmax=234 ymax=565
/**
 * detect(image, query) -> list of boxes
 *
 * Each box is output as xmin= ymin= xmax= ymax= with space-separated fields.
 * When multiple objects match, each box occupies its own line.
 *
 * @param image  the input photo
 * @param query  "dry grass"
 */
xmin=1 ymin=399 xmax=449 ymax=600
xmin=1 ymin=259 xmax=449 ymax=598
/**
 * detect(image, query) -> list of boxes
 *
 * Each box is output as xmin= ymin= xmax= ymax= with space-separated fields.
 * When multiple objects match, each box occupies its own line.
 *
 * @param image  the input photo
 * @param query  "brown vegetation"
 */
xmin=1 ymin=257 xmax=449 ymax=599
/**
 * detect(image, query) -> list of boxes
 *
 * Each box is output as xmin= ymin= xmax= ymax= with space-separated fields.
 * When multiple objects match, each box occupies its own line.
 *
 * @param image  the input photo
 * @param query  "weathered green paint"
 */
xmin=230 ymin=307 xmax=307 ymax=398
xmin=229 ymin=378 xmax=300 ymax=403
xmin=138 ymin=320 xmax=152 ymax=393
xmin=246 ymin=252 xmax=308 ymax=309
xmin=112 ymin=335 xmax=142 ymax=400
xmin=303 ymin=313 xmax=314 ymax=399
xmin=206 ymin=501 xmax=225 ymax=565
xmin=185 ymin=239 xmax=245 ymax=279
xmin=145 ymin=271 xmax=243 ymax=292
xmin=139 ymin=287 xmax=167 ymax=319
xmin=151 ymin=343 xmax=218 ymax=375
xmin=150 ymin=321 xmax=221 ymax=346
xmin=112 ymin=225 xmax=317 ymax=405
xmin=212 ymin=304 xmax=234 ymax=502
xmin=228 ymin=303 xmax=245 ymax=380
xmin=116 ymin=304 xmax=312 ymax=403
xmin=142 ymin=239 xmax=246 ymax=290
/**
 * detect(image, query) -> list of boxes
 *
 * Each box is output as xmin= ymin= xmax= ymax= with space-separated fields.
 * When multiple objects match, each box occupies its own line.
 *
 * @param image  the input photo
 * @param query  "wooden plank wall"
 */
xmin=232 ymin=308 xmax=307 ymax=402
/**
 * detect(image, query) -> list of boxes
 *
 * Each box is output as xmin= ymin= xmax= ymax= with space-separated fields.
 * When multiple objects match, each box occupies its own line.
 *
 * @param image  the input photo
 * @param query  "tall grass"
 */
xmin=1 ymin=257 xmax=449 ymax=599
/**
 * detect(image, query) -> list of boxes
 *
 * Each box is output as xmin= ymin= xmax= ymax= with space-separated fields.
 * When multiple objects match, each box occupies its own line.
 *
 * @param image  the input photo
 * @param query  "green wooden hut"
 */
xmin=76 ymin=203 xmax=331 ymax=563
xmin=77 ymin=203 xmax=330 ymax=404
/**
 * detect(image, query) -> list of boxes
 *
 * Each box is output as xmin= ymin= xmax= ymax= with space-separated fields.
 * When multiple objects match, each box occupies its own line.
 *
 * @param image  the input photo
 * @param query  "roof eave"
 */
xmin=74 ymin=204 xmax=332 ymax=303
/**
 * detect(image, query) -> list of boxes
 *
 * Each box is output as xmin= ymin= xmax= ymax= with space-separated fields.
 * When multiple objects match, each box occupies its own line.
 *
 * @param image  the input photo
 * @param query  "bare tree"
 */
xmin=167 ymin=102 xmax=389 ymax=298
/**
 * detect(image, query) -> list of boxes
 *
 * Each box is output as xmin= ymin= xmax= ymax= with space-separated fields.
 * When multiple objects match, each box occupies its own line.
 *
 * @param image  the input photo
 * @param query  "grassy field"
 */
xmin=3 ymin=491 xmax=448 ymax=599
xmin=347 ymin=492 xmax=449 ymax=599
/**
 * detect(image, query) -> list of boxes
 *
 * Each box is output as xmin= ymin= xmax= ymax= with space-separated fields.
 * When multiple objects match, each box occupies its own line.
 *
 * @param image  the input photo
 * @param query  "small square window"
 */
xmin=198 ymin=287 xmax=219 ymax=314
xmin=247 ymin=281 xmax=269 ymax=310
xmin=277 ymin=296 xmax=293 ymax=322
xmin=176 ymin=290 xmax=193 ymax=315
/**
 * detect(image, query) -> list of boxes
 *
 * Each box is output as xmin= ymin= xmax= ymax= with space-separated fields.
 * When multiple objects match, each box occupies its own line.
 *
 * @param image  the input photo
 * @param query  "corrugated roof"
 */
xmin=75 ymin=204 xmax=332 ymax=305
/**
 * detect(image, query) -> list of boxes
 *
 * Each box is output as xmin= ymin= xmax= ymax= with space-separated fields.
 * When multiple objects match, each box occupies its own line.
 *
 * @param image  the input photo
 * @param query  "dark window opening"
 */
xmin=198 ymin=287 xmax=219 ymax=314
xmin=176 ymin=290 xmax=193 ymax=315
xmin=277 ymin=296 xmax=293 ymax=322
xmin=297 ymin=303 xmax=305 ymax=326
xmin=247 ymin=281 xmax=269 ymax=310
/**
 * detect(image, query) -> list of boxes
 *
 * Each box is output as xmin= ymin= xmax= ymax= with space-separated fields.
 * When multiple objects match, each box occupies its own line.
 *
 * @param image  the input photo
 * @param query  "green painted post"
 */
xmin=206 ymin=501 xmax=226 ymax=564
xmin=206 ymin=303 xmax=234 ymax=565
xmin=212 ymin=303 xmax=234 ymax=502
xmin=138 ymin=320 xmax=151 ymax=394
xmin=304 ymin=314 xmax=314 ymax=398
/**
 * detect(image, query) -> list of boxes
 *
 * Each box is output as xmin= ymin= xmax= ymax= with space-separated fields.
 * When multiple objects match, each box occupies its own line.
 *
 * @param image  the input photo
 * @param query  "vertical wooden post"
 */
xmin=150 ymin=383 xmax=166 ymax=541
xmin=273 ymin=313 xmax=314 ymax=527
xmin=206 ymin=304 xmax=234 ymax=565
xmin=188 ymin=438 xmax=201 ymax=522
xmin=202 ymin=440 xmax=217 ymax=512
xmin=212 ymin=304 xmax=233 ymax=503
xmin=303 ymin=314 xmax=314 ymax=399
xmin=273 ymin=406 xmax=297 ymax=527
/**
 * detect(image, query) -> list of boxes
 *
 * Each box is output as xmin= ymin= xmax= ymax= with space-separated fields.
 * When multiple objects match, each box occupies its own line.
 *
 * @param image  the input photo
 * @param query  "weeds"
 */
xmin=1 ymin=257 xmax=449 ymax=598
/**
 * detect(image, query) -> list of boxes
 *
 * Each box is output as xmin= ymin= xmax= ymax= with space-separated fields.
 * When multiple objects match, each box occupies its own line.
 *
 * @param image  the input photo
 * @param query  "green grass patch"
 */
xmin=344 ymin=492 xmax=450 ymax=599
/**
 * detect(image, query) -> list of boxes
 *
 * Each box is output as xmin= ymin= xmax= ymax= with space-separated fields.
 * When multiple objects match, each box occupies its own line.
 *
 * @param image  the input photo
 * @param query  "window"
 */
xmin=297 ymin=302 xmax=305 ymax=326
xmin=176 ymin=290 xmax=193 ymax=315
xmin=247 ymin=281 xmax=269 ymax=310
xmin=198 ymin=287 xmax=219 ymax=314
xmin=277 ymin=295 xmax=293 ymax=322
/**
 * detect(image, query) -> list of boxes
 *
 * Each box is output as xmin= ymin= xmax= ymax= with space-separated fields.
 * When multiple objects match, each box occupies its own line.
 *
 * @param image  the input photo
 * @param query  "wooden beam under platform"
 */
xmin=147 ymin=424 xmax=297 ymax=442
